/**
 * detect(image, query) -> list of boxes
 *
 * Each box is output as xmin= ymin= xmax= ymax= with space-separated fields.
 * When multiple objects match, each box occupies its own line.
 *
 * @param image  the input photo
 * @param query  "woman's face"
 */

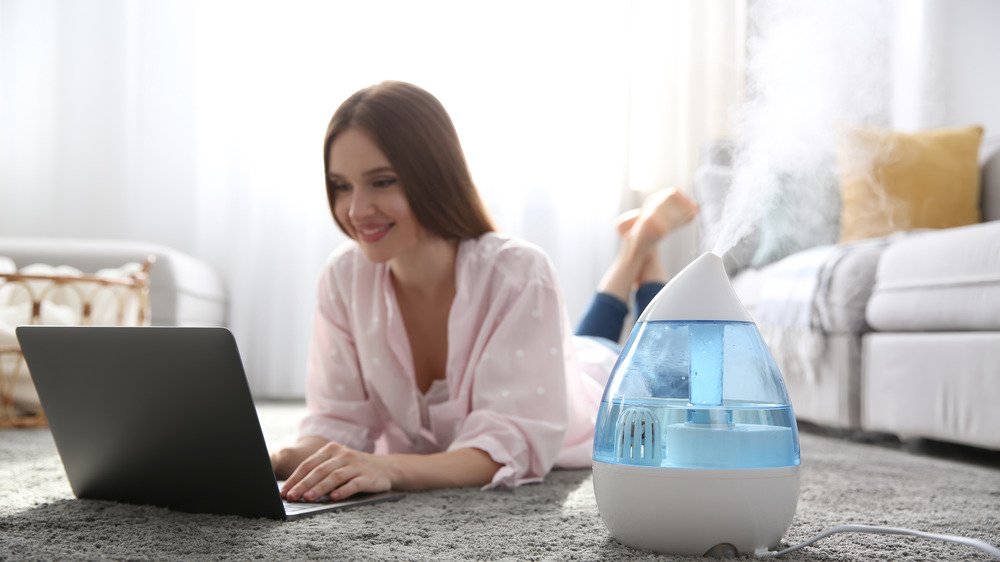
xmin=328 ymin=127 xmax=426 ymax=263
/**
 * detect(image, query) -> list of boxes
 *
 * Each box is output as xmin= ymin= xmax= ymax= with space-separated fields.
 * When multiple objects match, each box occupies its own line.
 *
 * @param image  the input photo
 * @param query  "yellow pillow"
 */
xmin=837 ymin=125 xmax=984 ymax=242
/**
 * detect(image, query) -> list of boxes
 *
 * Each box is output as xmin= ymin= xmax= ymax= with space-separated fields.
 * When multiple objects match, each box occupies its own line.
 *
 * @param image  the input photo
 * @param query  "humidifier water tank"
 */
xmin=592 ymin=252 xmax=800 ymax=556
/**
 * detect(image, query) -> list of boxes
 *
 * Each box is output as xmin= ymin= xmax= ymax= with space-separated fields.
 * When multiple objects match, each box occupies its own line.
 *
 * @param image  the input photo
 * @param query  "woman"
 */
xmin=271 ymin=81 xmax=697 ymax=502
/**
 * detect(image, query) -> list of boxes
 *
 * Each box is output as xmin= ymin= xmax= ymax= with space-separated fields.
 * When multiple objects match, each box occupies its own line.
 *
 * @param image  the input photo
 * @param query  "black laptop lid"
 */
xmin=16 ymin=326 xmax=285 ymax=519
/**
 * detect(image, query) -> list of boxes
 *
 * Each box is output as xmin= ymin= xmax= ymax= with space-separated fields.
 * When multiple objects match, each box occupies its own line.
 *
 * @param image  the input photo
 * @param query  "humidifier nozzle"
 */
xmin=638 ymin=252 xmax=751 ymax=323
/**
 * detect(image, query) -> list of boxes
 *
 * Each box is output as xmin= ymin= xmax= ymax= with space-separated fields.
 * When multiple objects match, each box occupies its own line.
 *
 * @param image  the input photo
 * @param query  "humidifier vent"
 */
xmin=614 ymin=406 xmax=660 ymax=463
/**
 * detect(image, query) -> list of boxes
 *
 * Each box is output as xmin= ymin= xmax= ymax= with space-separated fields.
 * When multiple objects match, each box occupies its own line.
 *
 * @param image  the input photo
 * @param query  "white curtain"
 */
xmin=0 ymin=0 xmax=744 ymax=397
xmin=624 ymin=0 xmax=746 ymax=274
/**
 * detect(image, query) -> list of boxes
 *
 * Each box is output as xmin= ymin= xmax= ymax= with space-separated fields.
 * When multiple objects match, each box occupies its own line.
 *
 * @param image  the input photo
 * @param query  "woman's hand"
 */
xmin=277 ymin=443 xmax=501 ymax=501
xmin=270 ymin=436 xmax=329 ymax=480
xmin=280 ymin=442 xmax=395 ymax=502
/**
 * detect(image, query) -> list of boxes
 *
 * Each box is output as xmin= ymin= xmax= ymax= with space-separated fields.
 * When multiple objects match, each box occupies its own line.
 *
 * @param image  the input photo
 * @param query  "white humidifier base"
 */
xmin=592 ymin=461 xmax=800 ymax=556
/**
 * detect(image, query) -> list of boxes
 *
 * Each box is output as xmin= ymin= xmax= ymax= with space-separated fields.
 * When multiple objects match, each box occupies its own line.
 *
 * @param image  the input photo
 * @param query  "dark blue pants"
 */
xmin=574 ymin=282 xmax=665 ymax=344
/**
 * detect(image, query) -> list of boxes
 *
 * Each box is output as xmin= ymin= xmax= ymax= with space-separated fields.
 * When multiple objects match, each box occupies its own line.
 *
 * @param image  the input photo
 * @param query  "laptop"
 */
xmin=15 ymin=325 xmax=404 ymax=520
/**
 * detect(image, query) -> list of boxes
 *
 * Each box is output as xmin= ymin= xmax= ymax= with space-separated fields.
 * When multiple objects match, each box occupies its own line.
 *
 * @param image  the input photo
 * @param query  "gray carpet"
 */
xmin=2 ymin=402 xmax=998 ymax=561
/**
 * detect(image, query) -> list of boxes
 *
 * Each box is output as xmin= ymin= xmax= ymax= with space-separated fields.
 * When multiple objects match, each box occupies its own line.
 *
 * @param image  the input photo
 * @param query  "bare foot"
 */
xmin=631 ymin=188 xmax=699 ymax=244
xmin=604 ymin=189 xmax=696 ymax=300
xmin=615 ymin=209 xmax=640 ymax=237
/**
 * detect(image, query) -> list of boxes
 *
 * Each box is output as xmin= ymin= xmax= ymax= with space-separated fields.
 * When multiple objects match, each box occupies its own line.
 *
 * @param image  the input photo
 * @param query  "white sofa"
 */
xmin=694 ymin=139 xmax=1000 ymax=451
xmin=862 ymin=220 xmax=1000 ymax=450
xmin=0 ymin=237 xmax=227 ymax=327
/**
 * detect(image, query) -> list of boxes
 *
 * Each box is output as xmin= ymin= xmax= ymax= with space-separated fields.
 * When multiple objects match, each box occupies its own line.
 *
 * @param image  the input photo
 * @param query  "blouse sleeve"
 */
xmin=447 ymin=248 xmax=572 ymax=488
xmin=298 ymin=258 xmax=384 ymax=452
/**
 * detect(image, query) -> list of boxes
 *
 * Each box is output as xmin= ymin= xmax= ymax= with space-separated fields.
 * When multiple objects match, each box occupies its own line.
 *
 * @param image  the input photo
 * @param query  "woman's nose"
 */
xmin=348 ymin=187 xmax=373 ymax=220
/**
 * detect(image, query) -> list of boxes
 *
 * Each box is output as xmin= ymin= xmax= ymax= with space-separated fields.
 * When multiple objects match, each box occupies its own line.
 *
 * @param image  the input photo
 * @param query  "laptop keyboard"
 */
xmin=283 ymin=499 xmax=329 ymax=514
xmin=277 ymin=481 xmax=331 ymax=513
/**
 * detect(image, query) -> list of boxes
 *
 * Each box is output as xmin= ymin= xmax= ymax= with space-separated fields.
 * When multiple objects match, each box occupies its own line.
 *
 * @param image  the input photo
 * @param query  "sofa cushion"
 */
xmin=837 ymin=125 xmax=984 ymax=242
xmin=749 ymin=167 xmax=841 ymax=269
xmin=867 ymin=221 xmax=1000 ymax=331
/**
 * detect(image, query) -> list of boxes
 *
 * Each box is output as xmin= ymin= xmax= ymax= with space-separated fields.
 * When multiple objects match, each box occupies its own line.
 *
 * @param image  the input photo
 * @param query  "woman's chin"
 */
xmin=356 ymin=243 xmax=393 ymax=264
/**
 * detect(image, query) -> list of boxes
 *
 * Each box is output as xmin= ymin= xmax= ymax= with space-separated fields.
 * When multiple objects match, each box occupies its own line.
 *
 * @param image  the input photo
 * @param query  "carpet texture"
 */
xmin=2 ymin=402 xmax=999 ymax=561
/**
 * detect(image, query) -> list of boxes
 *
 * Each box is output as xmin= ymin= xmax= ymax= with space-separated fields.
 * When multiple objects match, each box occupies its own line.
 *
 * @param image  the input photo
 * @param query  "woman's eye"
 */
xmin=372 ymin=177 xmax=397 ymax=189
xmin=330 ymin=181 xmax=351 ymax=192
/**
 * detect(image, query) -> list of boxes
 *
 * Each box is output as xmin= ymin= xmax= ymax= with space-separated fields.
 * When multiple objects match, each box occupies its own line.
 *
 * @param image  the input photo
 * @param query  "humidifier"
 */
xmin=592 ymin=252 xmax=800 ymax=556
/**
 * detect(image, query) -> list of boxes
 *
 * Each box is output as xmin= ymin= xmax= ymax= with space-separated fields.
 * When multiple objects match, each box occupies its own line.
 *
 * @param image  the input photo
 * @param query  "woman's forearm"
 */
xmin=386 ymin=447 xmax=501 ymax=491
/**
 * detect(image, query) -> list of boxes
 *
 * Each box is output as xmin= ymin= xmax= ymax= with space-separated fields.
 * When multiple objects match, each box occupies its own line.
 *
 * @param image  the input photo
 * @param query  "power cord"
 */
xmin=754 ymin=524 xmax=1000 ymax=559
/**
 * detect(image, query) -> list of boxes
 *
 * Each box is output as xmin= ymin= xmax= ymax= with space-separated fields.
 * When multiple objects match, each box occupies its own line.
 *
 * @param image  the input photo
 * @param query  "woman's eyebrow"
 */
xmin=327 ymin=165 xmax=394 ymax=179
xmin=362 ymin=166 xmax=394 ymax=177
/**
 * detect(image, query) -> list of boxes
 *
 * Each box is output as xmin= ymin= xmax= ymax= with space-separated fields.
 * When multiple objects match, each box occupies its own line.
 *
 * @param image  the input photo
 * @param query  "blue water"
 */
xmin=687 ymin=322 xmax=728 ymax=425
xmin=595 ymin=319 xmax=799 ymax=468
xmin=688 ymin=322 xmax=723 ymax=407
xmin=600 ymin=320 xmax=792 ymax=406
xmin=593 ymin=398 xmax=800 ymax=469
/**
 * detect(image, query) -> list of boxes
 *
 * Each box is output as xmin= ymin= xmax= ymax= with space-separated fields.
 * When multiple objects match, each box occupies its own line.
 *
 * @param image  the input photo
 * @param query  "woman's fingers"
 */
xmin=281 ymin=442 xmax=343 ymax=499
xmin=273 ymin=436 xmax=330 ymax=487
xmin=305 ymin=464 xmax=363 ymax=501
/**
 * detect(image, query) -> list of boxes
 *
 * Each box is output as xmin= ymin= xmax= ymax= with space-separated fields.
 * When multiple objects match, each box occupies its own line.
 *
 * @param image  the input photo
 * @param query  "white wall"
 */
xmin=942 ymin=0 xmax=1000 ymax=142
xmin=893 ymin=0 xmax=1000 ymax=142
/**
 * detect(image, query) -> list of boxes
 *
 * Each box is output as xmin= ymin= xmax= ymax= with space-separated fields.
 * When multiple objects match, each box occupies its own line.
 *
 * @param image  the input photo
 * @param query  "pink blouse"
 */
xmin=299 ymin=232 xmax=617 ymax=488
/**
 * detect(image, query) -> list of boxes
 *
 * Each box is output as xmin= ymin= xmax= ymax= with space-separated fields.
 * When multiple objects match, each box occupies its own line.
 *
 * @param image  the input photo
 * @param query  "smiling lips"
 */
xmin=356 ymin=223 xmax=393 ymax=243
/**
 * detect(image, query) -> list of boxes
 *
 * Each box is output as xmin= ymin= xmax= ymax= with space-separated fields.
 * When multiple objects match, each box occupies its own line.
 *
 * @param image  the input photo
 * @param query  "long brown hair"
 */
xmin=323 ymin=81 xmax=496 ymax=239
